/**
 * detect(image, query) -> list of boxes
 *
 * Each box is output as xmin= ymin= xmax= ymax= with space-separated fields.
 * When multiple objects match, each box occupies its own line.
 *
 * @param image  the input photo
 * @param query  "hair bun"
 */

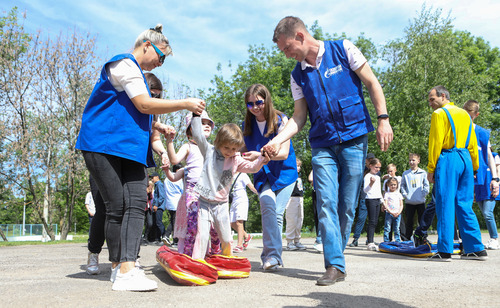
xmin=150 ymin=24 xmax=163 ymax=34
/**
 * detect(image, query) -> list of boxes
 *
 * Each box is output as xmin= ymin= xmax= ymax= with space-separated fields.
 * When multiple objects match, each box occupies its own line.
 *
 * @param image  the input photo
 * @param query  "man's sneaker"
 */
xmin=161 ymin=236 xmax=172 ymax=246
xmin=428 ymin=252 xmax=452 ymax=262
xmin=233 ymin=245 xmax=243 ymax=253
xmin=86 ymin=252 xmax=100 ymax=275
xmin=349 ymin=239 xmax=358 ymax=247
xmin=135 ymin=258 xmax=142 ymax=269
xmin=486 ymin=238 xmax=499 ymax=250
xmin=367 ymin=243 xmax=378 ymax=251
xmin=313 ymin=242 xmax=323 ymax=253
xmin=411 ymin=234 xmax=424 ymax=247
xmin=112 ymin=267 xmax=158 ymax=291
xmin=460 ymin=250 xmax=488 ymax=261
xmin=286 ymin=242 xmax=298 ymax=251
xmin=242 ymin=234 xmax=253 ymax=249
xmin=294 ymin=242 xmax=306 ymax=250
xmin=110 ymin=264 xmax=121 ymax=282
xmin=263 ymin=258 xmax=279 ymax=271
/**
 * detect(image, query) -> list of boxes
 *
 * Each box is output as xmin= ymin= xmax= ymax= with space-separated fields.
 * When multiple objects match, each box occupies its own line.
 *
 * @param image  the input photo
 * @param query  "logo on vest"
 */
xmin=324 ymin=65 xmax=343 ymax=78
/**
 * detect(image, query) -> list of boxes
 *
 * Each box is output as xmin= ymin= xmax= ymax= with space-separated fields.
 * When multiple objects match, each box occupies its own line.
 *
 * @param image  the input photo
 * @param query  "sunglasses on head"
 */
xmin=143 ymin=40 xmax=165 ymax=64
xmin=151 ymin=92 xmax=161 ymax=99
xmin=246 ymin=100 xmax=264 ymax=108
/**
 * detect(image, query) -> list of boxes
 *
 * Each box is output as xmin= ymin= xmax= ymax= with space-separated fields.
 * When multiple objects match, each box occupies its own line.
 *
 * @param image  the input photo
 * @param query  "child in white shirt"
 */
xmin=383 ymin=177 xmax=404 ymax=242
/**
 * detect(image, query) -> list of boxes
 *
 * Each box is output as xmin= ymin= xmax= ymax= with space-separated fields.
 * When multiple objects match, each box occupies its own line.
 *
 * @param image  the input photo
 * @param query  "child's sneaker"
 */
xmin=112 ymin=267 xmax=158 ymax=291
xmin=313 ymin=241 xmax=323 ymax=253
xmin=294 ymin=242 xmax=306 ymax=250
xmin=367 ymin=243 xmax=378 ymax=251
xmin=233 ymin=245 xmax=243 ymax=253
xmin=86 ymin=252 xmax=100 ymax=275
xmin=286 ymin=242 xmax=298 ymax=251
xmin=243 ymin=234 xmax=253 ymax=249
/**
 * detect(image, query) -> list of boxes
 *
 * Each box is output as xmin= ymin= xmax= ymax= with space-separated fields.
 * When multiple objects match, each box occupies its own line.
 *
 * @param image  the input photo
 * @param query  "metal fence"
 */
xmin=0 ymin=224 xmax=59 ymax=241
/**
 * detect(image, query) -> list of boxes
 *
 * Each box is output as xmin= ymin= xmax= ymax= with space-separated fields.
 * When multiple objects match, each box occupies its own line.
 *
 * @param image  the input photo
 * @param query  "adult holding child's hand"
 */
xmin=76 ymin=24 xmax=204 ymax=292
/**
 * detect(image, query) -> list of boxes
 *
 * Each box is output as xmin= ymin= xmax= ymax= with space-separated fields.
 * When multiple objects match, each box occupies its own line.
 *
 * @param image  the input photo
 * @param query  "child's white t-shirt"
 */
xmin=384 ymin=191 xmax=404 ymax=213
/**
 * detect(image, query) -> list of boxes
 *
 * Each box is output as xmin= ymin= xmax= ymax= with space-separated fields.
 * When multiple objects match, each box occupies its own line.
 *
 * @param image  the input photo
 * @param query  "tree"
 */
xmin=0 ymin=8 xmax=100 ymax=238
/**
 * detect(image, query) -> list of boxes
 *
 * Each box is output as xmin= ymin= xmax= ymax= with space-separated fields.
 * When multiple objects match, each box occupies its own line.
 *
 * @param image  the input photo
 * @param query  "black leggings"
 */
xmin=366 ymin=198 xmax=381 ymax=243
xmin=83 ymin=151 xmax=147 ymax=263
xmin=404 ymin=203 xmax=425 ymax=239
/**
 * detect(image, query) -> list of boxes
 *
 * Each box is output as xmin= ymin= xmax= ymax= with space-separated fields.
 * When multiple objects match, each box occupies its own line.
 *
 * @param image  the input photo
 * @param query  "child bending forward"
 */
xmin=190 ymin=113 xmax=269 ymax=259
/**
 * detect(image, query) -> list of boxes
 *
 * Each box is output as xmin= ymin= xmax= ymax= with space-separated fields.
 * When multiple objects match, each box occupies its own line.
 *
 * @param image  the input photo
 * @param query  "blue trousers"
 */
xmin=434 ymin=148 xmax=484 ymax=254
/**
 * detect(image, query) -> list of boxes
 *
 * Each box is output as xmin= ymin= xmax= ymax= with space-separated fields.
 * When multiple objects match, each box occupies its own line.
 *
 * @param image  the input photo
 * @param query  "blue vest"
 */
xmin=291 ymin=40 xmax=374 ymax=148
xmin=474 ymin=125 xmax=493 ymax=201
xmin=243 ymin=115 xmax=298 ymax=192
xmin=76 ymin=54 xmax=155 ymax=167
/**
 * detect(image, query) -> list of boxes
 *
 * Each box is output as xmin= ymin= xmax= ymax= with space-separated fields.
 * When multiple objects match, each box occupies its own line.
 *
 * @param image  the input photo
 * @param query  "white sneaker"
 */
xmin=112 ymin=267 xmax=158 ymax=291
xmin=486 ymin=238 xmax=499 ymax=250
xmin=135 ymin=258 xmax=142 ymax=269
xmin=263 ymin=258 xmax=280 ymax=271
xmin=86 ymin=252 xmax=100 ymax=275
xmin=367 ymin=243 xmax=378 ymax=251
xmin=313 ymin=242 xmax=323 ymax=253
xmin=294 ymin=242 xmax=306 ymax=250
xmin=286 ymin=242 xmax=298 ymax=251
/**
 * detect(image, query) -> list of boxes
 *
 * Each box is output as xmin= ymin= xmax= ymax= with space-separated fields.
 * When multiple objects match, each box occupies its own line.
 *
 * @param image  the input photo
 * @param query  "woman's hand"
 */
xmin=241 ymin=151 xmax=261 ymax=161
xmin=185 ymin=98 xmax=205 ymax=115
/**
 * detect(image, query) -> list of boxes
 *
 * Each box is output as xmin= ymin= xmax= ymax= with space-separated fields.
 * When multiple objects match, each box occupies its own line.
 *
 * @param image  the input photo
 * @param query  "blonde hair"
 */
xmin=243 ymin=84 xmax=284 ymax=138
xmin=134 ymin=24 xmax=173 ymax=57
xmin=214 ymin=123 xmax=245 ymax=150
xmin=387 ymin=163 xmax=397 ymax=172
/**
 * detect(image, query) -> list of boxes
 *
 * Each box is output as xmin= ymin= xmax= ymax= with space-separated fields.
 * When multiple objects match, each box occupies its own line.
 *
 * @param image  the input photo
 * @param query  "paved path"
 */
xmin=1 ymin=234 xmax=499 ymax=307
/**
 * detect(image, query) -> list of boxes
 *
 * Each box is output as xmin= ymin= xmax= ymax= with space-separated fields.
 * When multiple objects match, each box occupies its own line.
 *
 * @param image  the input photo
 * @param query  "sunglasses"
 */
xmin=143 ymin=40 xmax=165 ymax=64
xmin=151 ymin=92 xmax=161 ymax=98
xmin=246 ymin=100 xmax=264 ymax=108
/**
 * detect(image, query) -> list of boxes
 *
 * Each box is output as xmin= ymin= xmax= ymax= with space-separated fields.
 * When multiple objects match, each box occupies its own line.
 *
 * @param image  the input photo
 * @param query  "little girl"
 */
xmin=383 ymin=177 xmax=404 ymax=242
xmin=364 ymin=158 xmax=383 ymax=251
xmin=165 ymin=110 xmax=216 ymax=256
xmin=190 ymin=113 xmax=269 ymax=259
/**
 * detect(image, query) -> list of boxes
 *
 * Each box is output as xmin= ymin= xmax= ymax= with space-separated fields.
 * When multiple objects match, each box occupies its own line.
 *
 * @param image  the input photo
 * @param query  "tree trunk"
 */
xmin=0 ymin=228 xmax=8 ymax=241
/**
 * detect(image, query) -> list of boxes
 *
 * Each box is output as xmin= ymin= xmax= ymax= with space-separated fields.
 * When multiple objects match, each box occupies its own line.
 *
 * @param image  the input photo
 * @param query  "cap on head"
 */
xmin=185 ymin=110 xmax=214 ymax=134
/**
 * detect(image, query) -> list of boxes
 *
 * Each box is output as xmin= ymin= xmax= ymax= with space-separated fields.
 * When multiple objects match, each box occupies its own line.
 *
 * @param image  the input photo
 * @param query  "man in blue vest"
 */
xmin=264 ymin=16 xmax=393 ymax=286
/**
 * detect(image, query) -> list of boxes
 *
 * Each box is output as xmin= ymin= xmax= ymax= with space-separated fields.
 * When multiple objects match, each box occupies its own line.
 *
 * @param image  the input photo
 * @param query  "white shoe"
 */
xmin=314 ymin=242 xmax=323 ymax=253
xmin=86 ymin=252 xmax=100 ymax=275
xmin=263 ymin=258 xmax=280 ymax=271
xmin=486 ymin=238 xmax=499 ymax=250
xmin=135 ymin=258 xmax=142 ymax=269
xmin=367 ymin=243 xmax=378 ymax=251
xmin=286 ymin=242 xmax=298 ymax=251
xmin=294 ymin=242 xmax=306 ymax=250
xmin=112 ymin=267 xmax=158 ymax=291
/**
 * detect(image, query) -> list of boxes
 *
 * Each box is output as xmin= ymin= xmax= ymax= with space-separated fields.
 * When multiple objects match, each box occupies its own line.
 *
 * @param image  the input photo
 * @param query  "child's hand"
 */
xmin=161 ymin=161 xmax=171 ymax=172
xmin=242 ymin=151 xmax=261 ymax=161
xmin=261 ymin=151 xmax=271 ymax=164
xmin=370 ymin=176 xmax=376 ymax=185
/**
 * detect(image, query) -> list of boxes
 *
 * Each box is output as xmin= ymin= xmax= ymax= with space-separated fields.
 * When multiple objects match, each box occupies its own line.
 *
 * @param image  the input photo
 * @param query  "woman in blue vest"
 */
xmin=241 ymin=84 xmax=298 ymax=271
xmin=464 ymin=100 xmax=500 ymax=250
xmin=76 ymin=24 xmax=205 ymax=291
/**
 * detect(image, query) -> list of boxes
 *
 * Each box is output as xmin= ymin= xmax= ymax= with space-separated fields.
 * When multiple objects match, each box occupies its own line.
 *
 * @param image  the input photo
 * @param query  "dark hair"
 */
xmin=172 ymin=163 xmax=183 ymax=173
xmin=144 ymin=72 xmax=163 ymax=92
xmin=430 ymin=85 xmax=450 ymax=100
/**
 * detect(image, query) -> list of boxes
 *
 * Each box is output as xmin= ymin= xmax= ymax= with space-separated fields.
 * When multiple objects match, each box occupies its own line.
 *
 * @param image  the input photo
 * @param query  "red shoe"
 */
xmin=243 ymin=234 xmax=253 ymax=249
xmin=233 ymin=246 xmax=243 ymax=253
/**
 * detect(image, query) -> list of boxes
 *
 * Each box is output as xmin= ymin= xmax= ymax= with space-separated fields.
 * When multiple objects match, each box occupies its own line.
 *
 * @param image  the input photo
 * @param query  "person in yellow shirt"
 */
xmin=427 ymin=85 xmax=486 ymax=261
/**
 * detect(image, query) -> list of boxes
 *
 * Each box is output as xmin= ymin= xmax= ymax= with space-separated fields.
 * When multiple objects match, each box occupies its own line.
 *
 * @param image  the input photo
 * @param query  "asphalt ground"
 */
xmin=0 ymin=234 xmax=499 ymax=308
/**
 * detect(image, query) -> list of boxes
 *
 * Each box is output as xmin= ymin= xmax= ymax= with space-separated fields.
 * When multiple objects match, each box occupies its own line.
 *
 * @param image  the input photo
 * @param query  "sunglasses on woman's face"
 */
xmin=246 ymin=100 xmax=264 ymax=109
xmin=143 ymin=40 xmax=165 ymax=64
xmin=151 ymin=92 xmax=161 ymax=98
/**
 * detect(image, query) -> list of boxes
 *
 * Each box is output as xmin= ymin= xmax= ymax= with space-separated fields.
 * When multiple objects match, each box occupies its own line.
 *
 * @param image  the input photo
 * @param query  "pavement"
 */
xmin=0 ymin=234 xmax=499 ymax=308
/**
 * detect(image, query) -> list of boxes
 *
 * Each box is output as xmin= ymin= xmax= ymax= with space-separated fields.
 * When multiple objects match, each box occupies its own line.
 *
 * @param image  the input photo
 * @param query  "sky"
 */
xmin=7 ymin=0 xmax=500 ymax=92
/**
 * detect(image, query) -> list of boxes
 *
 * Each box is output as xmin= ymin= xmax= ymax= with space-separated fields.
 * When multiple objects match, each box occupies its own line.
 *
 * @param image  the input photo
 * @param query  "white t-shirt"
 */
xmin=106 ymin=58 xmax=149 ymax=99
xmin=85 ymin=192 xmax=95 ymax=216
xmin=164 ymin=178 xmax=183 ymax=211
xmin=364 ymin=173 xmax=383 ymax=199
xmin=291 ymin=40 xmax=367 ymax=101
xmin=256 ymin=116 xmax=288 ymax=136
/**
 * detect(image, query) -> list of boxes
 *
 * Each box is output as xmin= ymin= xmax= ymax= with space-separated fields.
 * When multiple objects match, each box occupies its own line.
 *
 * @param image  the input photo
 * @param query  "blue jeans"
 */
xmin=352 ymin=194 xmax=367 ymax=240
xmin=414 ymin=185 xmax=436 ymax=238
xmin=259 ymin=181 xmax=295 ymax=265
xmin=313 ymin=135 xmax=367 ymax=273
xmin=477 ymin=200 xmax=498 ymax=239
xmin=384 ymin=212 xmax=401 ymax=242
